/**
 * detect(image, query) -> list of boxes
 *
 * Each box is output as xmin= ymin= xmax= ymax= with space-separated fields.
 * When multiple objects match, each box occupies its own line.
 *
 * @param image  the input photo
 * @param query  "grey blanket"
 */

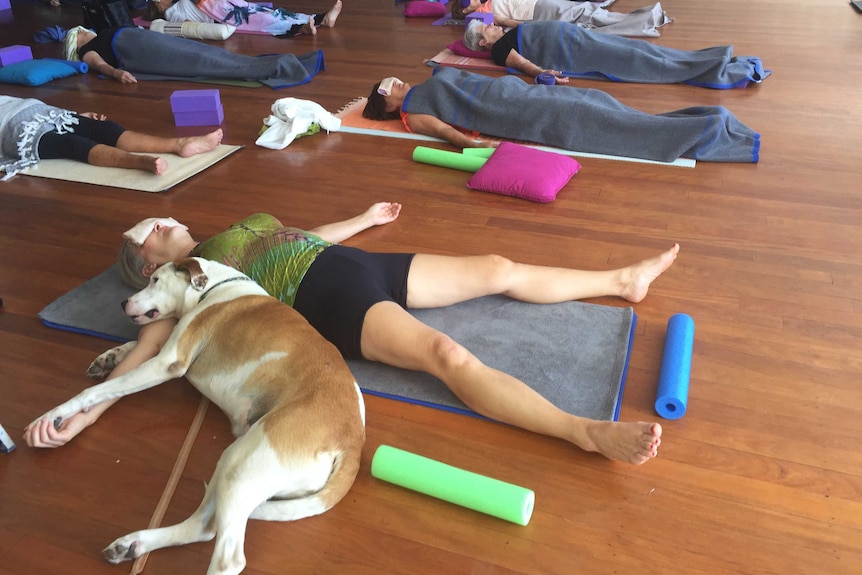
xmin=402 ymin=67 xmax=761 ymax=162
xmin=110 ymin=28 xmax=323 ymax=89
xmin=517 ymin=21 xmax=769 ymax=88
xmin=38 ymin=264 xmax=635 ymax=422
xmin=532 ymin=1 xmax=670 ymax=38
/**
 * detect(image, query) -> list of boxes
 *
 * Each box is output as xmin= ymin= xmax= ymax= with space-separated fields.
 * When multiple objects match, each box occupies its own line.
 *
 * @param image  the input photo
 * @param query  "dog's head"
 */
xmin=121 ymin=258 xmax=210 ymax=324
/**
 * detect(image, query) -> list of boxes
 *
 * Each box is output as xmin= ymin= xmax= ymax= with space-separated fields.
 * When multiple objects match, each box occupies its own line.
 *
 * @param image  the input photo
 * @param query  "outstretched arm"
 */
xmin=503 ymin=49 xmax=570 ymax=84
xmin=494 ymin=17 xmax=524 ymax=28
xmin=82 ymin=51 xmax=137 ymax=84
xmin=309 ymin=202 xmax=402 ymax=243
xmin=23 ymin=318 xmax=176 ymax=448
xmin=407 ymin=113 xmax=497 ymax=149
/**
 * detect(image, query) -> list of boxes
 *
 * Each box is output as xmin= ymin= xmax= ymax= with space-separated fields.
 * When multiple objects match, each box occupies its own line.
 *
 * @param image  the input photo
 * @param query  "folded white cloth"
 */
xmin=150 ymin=18 xmax=236 ymax=40
xmin=255 ymin=98 xmax=341 ymax=150
xmin=123 ymin=217 xmax=187 ymax=245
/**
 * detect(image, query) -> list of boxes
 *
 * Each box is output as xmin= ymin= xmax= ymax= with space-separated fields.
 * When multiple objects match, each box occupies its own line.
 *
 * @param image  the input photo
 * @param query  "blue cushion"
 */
xmin=0 ymin=59 xmax=79 ymax=86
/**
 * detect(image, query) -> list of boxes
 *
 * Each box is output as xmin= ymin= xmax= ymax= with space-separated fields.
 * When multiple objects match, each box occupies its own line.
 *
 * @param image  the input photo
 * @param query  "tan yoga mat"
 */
xmin=426 ymin=48 xmax=506 ymax=72
xmin=21 ymin=144 xmax=243 ymax=192
xmin=335 ymin=98 xmax=695 ymax=167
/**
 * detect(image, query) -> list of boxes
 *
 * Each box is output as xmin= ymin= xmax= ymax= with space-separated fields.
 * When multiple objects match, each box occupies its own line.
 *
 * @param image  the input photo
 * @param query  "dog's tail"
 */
xmin=248 ymin=446 xmax=362 ymax=522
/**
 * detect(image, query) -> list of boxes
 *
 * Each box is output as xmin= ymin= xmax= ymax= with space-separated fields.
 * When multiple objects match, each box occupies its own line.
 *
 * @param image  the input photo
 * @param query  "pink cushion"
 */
xmin=446 ymin=39 xmax=493 ymax=60
xmin=466 ymin=142 xmax=581 ymax=203
xmin=403 ymin=1 xmax=447 ymax=17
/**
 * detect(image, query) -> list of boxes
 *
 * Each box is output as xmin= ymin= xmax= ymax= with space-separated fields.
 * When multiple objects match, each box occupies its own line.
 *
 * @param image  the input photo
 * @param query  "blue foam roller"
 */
xmin=43 ymin=58 xmax=88 ymax=73
xmin=654 ymin=313 xmax=694 ymax=420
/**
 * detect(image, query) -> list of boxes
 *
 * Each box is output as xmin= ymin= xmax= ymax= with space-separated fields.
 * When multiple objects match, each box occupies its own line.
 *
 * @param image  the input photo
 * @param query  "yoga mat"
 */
xmin=38 ymin=264 xmax=637 ymax=422
xmin=20 ymin=144 xmax=242 ymax=193
xmin=654 ymin=313 xmax=694 ymax=419
xmin=335 ymin=98 xmax=695 ymax=168
xmin=426 ymin=48 xmax=505 ymax=72
xmin=412 ymin=146 xmax=487 ymax=172
xmin=371 ymin=445 xmax=534 ymax=525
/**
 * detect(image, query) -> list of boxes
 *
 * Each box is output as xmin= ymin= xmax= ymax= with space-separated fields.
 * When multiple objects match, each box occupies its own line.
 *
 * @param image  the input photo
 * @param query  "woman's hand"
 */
xmin=24 ymin=408 xmax=99 ymax=448
xmin=365 ymin=202 xmax=402 ymax=226
xmin=544 ymin=70 xmax=570 ymax=84
xmin=472 ymin=139 xmax=499 ymax=148
xmin=79 ymin=112 xmax=107 ymax=120
xmin=115 ymin=69 xmax=137 ymax=84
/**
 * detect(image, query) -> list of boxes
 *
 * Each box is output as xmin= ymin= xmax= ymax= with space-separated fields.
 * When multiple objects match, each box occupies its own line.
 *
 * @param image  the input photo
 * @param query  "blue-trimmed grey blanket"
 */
xmin=515 ymin=21 xmax=769 ymax=89
xmin=110 ymin=28 xmax=322 ymax=89
xmin=402 ymin=67 xmax=760 ymax=163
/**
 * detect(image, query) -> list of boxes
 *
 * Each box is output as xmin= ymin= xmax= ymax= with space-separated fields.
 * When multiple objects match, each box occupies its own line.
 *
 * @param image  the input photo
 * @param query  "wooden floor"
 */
xmin=2 ymin=0 xmax=861 ymax=573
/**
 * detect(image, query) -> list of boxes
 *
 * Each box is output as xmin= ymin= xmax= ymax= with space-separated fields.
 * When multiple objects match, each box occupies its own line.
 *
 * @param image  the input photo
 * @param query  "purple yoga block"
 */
xmin=173 ymin=105 xmax=224 ymax=127
xmin=169 ymin=89 xmax=222 ymax=113
xmin=0 ymin=45 xmax=33 ymax=68
xmin=0 ymin=0 xmax=10 ymax=11
xmin=465 ymin=12 xmax=494 ymax=25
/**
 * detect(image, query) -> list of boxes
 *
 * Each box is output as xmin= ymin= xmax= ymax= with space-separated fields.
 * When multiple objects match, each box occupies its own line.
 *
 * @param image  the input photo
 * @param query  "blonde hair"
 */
xmin=118 ymin=239 xmax=150 ymax=290
xmin=63 ymin=26 xmax=89 ymax=62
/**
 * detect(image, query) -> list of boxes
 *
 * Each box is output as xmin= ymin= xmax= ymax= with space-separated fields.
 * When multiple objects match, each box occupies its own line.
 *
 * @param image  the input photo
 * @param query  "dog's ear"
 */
xmin=174 ymin=258 xmax=208 ymax=291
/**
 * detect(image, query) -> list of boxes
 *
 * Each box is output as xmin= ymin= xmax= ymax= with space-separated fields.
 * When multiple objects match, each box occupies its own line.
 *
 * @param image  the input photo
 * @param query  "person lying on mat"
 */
xmin=63 ymin=25 xmax=322 ymax=88
xmin=362 ymin=68 xmax=762 ymax=163
xmin=24 ymin=202 xmax=679 ymax=465
xmin=147 ymin=0 xmax=343 ymax=38
xmin=452 ymin=0 xmax=671 ymax=38
xmin=462 ymin=20 xmax=769 ymax=89
xmin=0 ymin=95 xmax=223 ymax=180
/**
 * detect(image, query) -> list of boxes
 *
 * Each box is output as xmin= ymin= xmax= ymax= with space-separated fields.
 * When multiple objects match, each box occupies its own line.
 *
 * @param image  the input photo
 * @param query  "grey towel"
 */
xmin=402 ymin=67 xmax=761 ymax=162
xmin=38 ymin=264 xmax=635 ymax=422
xmin=110 ymin=28 xmax=323 ymax=89
xmin=517 ymin=21 xmax=769 ymax=88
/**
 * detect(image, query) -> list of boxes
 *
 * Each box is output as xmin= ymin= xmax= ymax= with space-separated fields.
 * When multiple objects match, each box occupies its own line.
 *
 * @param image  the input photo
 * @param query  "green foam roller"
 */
xmin=412 ymin=146 xmax=488 ymax=172
xmin=371 ymin=445 xmax=535 ymax=526
xmin=462 ymin=147 xmax=496 ymax=158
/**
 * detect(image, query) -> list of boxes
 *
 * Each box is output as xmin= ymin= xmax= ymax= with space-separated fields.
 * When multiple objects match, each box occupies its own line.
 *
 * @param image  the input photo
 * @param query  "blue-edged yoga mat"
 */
xmin=38 ymin=264 xmax=636 ymax=422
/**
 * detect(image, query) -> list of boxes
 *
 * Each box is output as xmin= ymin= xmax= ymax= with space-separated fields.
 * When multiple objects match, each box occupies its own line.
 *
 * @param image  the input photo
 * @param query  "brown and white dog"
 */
xmin=31 ymin=257 xmax=366 ymax=575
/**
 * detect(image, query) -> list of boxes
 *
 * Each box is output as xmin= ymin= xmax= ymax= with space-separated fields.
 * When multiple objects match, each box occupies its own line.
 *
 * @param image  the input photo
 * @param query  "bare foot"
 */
xmin=152 ymin=157 xmax=168 ymax=175
xmin=301 ymin=15 xmax=318 ymax=36
xmin=582 ymin=421 xmax=662 ymax=464
xmin=176 ymin=128 xmax=223 ymax=158
xmin=322 ymin=0 xmax=342 ymax=27
xmin=619 ymin=243 xmax=680 ymax=303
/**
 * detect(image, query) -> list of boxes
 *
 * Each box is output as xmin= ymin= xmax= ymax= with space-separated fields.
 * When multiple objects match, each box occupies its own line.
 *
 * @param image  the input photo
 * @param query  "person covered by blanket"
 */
xmin=452 ymin=0 xmax=670 ymax=38
xmin=362 ymin=68 xmax=763 ymax=163
xmin=462 ymin=19 xmax=769 ymax=88
xmin=24 ymin=202 xmax=679 ymax=465
xmin=63 ymin=25 xmax=322 ymax=87
xmin=0 ymin=95 xmax=223 ymax=179
xmin=146 ymin=0 xmax=343 ymax=38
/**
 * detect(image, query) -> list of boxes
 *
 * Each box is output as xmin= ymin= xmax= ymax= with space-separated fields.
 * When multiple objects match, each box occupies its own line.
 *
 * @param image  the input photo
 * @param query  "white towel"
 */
xmin=255 ymin=98 xmax=341 ymax=150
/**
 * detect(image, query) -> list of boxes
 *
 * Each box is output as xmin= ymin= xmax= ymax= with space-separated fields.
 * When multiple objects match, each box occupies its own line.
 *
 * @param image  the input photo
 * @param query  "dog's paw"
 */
xmin=103 ymin=536 xmax=143 ymax=564
xmin=87 ymin=342 xmax=137 ymax=379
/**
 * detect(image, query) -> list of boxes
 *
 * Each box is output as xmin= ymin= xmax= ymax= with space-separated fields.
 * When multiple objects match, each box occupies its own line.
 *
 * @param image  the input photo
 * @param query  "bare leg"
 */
xmin=114 ymin=128 xmax=223 ymax=158
xmin=87 ymin=144 xmax=167 ymax=175
xmin=301 ymin=16 xmax=318 ymax=35
xmin=361 ymin=302 xmax=661 ymax=464
xmin=406 ymin=243 xmax=679 ymax=308
xmin=322 ymin=0 xmax=342 ymax=27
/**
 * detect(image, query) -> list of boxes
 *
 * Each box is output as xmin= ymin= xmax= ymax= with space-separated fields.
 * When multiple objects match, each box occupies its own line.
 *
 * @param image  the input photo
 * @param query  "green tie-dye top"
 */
xmin=190 ymin=213 xmax=332 ymax=307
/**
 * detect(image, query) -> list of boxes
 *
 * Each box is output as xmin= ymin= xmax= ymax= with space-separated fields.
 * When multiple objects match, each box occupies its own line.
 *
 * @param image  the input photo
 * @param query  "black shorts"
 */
xmin=293 ymin=245 xmax=415 ymax=359
xmin=37 ymin=114 xmax=125 ymax=163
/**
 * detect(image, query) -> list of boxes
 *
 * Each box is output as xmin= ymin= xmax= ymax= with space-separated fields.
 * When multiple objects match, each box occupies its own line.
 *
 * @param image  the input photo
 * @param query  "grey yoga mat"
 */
xmin=38 ymin=264 xmax=636 ymax=422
